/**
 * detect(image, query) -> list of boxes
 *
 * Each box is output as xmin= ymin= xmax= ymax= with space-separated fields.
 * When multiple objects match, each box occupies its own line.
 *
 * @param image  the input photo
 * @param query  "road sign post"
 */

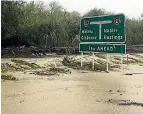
xmin=106 ymin=54 xmax=109 ymax=72
xmin=92 ymin=53 xmax=95 ymax=70
xmin=121 ymin=54 xmax=123 ymax=74
xmin=81 ymin=52 xmax=83 ymax=67
xmin=79 ymin=14 xmax=126 ymax=73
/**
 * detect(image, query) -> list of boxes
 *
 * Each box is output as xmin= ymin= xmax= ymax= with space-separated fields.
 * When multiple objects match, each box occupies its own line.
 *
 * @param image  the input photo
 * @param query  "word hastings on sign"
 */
xmin=79 ymin=14 xmax=126 ymax=72
xmin=79 ymin=43 xmax=126 ymax=54
xmin=80 ymin=14 xmax=125 ymax=43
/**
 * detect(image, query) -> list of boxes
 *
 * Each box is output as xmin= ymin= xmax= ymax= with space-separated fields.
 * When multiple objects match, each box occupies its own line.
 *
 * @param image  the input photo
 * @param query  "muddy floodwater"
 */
xmin=1 ymin=56 xmax=143 ymax=114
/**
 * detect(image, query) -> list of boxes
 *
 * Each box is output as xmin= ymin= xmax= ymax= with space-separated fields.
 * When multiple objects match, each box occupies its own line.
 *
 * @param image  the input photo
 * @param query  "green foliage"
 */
xmin=1 ymin=1 xmax=80 ymax=47
xmin=1 ymin=59 xmax=41 ymax=73
xmin=1 ymin=74 xmax=17 ymax=80
xmin=11 ymin=59 xmax=41 ymax=69
xmin=126 ymin=19 xmax=143 ymax=45
xmin=83 ymin=8 xmax=107 ymax=17
xmin=1 ymin=1 xmax=143 ymax=48
xmin=1 ymin=1 xmax=26 ymax=47
xmin=84 ymin=9 xmax=143 ymax=46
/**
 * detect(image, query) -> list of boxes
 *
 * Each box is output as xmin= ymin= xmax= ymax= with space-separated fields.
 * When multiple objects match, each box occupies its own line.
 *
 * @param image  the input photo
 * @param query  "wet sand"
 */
xmin=1 ymin=57 xmax=143 ymax=114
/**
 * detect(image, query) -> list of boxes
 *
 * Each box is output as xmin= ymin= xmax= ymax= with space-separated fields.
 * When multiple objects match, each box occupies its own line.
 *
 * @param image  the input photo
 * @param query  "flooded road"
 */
xmin=2 ymin=70 xmax=143 ymax=114
xmin=2 ymin=56 xmax=143 ymax=114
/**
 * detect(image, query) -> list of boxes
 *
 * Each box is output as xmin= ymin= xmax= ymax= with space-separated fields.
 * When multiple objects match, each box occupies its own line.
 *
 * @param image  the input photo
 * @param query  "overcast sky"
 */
xmin=31 ymin=0 xmax=143 ymax=18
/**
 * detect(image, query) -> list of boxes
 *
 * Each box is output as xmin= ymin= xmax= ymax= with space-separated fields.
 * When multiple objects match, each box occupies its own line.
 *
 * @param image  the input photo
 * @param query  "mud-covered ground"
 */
xmin=1 ymin=54 xmax=143 ymax=114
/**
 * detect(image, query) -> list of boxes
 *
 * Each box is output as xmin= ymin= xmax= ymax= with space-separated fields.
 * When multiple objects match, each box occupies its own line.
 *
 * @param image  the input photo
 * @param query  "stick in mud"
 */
xmin=81 ymin=52 xmax=83 ymax=67
xmin=106 ymin=54 xmax=109 ymax=72
xmin=121 ymin=54 xmax=123 ymax=74
xmin=92 ymin=53 xmax=95 ymax=70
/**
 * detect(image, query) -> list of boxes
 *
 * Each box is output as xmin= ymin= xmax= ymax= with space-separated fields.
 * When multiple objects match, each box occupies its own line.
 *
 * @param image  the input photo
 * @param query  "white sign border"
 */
xmin=79 ymin=43 xmax=126 ymax=54
xmin=79 ymin=13 xmax=126 ymax=43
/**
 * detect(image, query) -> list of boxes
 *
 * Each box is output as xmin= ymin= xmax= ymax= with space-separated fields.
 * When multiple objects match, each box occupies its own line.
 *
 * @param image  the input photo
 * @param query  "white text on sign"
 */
xmin=89 ymin=46 xmax=114 ymax=52
xmin=81 ymin=36 xmax=97 ymax=40
xmin=81 ymin=30 xmax=94 ymax=34
xmin=104 ymin=29 xmax=118 ymax=33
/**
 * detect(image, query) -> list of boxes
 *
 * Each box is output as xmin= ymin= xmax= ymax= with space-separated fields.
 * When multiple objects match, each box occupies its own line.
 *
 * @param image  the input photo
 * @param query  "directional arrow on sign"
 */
xmin=90 ymin=20 xmax=112 ymax=25
xmin=80 ymin=14 xmax=125 ymax=43
xmin=90 ymin=20 xmax=112 ymax=40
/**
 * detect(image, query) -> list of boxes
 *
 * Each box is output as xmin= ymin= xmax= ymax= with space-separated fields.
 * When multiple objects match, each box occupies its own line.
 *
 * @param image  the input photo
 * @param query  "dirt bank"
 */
xmin=1 ymin=55 xmax=143 ymax=114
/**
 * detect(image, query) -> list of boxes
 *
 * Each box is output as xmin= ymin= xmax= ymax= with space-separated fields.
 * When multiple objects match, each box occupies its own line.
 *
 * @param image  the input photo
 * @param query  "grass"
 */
xmin=11 ymin=59 xmax=41 ymax=69
xmin=95 ymin=54 xmax=106 ymax=59
xmin=1 ymin=63 xmax=23 ymax=73
xmin=135 ymin=54 xmax=143 ymax=59
xmin=33 ymin=67 xmax=71 ymax=76
xmin=131 ymin=54 xmax=143 ymax=59
xmin=34 ymin=70 xmax=57 ymax=76
xmin=123 ymin=57 xmax=143 ymax=64
xmin=62 ymin=56 xmax=119 ymax=72
xmin=49 ymin=67 xmax=70 ymax=73
xmin=114 ymin=56 xmax=143 ymax=64
xmin=1 ymin=74 xmax=17 ymax=80
xmin=1 ymin=59 xmax=41 ymax=73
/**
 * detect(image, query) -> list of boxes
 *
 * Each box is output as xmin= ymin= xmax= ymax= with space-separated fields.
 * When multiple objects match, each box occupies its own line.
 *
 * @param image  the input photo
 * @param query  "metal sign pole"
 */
xmin=92 ymin=53 xmax=95 ymax=70
xmin=121 ymin=54 xmax=123 ymax=73
xmin=127 ymin=54 xmax=129 ymax=65
xmin=81 ymin=52 xmax=83 ymax=67
xmin=126 ymin=54 xmax=129 ymax=73
xmin=106 ymin=54 xmax=109 ymax=72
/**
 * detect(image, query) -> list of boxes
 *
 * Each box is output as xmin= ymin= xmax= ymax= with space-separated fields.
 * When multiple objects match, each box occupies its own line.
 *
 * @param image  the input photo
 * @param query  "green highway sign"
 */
xmin=79 ymin=43 xmax=126 ymax=54
xmin=80 ymin=14 xmax=125 ymax=43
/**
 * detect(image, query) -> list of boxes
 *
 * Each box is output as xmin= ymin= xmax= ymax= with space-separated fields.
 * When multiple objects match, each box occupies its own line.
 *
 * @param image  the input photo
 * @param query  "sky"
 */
xmin=32 ymin=0 xmax=143 ymax=18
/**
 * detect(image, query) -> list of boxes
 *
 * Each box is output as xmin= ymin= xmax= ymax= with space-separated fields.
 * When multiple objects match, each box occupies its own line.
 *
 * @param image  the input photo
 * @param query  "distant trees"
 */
xmin=1 ymin=1 xmax=26 ymax=47
xmin=84 ymin=9 xmax=143 ymax=45
xmin=1 ymin=1 xmax=80 ymax=47
xmin=126 ymin=18 xmax=143 ymax=45
xmin=1 ymin=1 xmax=143 ymax=48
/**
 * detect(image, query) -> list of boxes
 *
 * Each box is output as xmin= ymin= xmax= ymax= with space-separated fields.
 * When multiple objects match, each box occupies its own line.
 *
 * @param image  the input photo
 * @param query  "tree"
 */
xmin=2 ymin=1 xmax=142 ymax=48
xmin=1 ymin=1 xmax=25 ymax=47
xmin=84 ymin=8 xmax=143 ymax=45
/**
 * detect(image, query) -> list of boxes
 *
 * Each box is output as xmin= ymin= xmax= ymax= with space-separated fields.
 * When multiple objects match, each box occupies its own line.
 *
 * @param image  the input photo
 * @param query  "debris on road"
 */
xmin=30 ymin=67 xmax=71 ymax=76
xmin=1 ymin=74 xmax=17 ymax=81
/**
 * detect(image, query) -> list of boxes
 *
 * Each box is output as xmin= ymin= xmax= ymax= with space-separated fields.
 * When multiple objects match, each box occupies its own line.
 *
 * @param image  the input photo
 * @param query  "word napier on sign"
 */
xmin=80 ymin=14 xmax=126 ymax=43
xmin=79 ymin=14 xmax=126 ymax=72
